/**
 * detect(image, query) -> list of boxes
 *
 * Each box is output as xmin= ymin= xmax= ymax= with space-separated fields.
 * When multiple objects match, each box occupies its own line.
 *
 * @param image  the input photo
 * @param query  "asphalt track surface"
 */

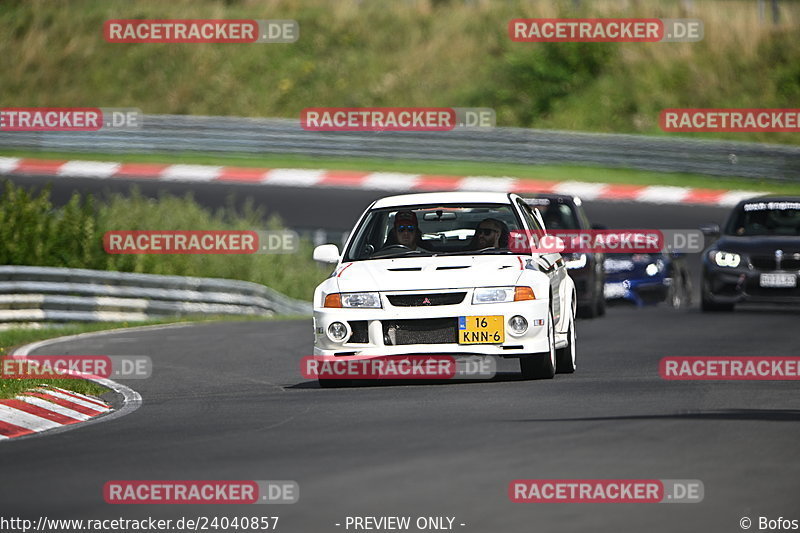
xmin=1 ymin=175 xmax=798 ymax=532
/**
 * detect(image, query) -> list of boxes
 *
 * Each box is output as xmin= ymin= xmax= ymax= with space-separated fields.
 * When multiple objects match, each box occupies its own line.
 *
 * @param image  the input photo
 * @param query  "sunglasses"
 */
xmin=397 ymin=225 xmax=416 ymax=233
xmin=476 ymin=227 xmax=499 ymax=236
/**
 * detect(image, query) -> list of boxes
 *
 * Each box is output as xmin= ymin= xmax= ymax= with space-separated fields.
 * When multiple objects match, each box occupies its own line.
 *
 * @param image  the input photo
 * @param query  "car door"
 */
xmin=515 ymin=198 xmax=566 ymax=325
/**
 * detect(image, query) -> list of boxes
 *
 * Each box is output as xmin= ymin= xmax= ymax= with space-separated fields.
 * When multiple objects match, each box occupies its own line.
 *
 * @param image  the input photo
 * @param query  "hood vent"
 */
xmin=436 ymin=265 xmax=469 ymax=270
xmin=387 ymin=267 xmax=423 ymax=272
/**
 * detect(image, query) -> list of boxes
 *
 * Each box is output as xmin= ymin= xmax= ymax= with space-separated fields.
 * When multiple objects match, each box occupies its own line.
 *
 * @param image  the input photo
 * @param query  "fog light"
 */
xmin=327 ymin=322 xmax=348 ymax=342
xmin=509 ymin=315 xmax=528 ymax=335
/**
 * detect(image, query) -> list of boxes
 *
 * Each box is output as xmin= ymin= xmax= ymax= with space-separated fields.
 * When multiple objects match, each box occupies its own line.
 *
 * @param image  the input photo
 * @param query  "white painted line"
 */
xmin=263 ymin=168 xmax=324 ymax=187
xmin=718 ymin=190 xmax=764 ymax=207
xmin=361 ymin=173 xmax=419 ymax=191
xmin=458 ymin=176 xmax=516 ymax=192
xmin=45 ymin=386 xmax=109 ymax=407
xmin=0 ymin=404 xmax=61 ymax=431
xmin=58 ymin=160 xmax=121 ymax=178
xmin=0 ymin=157 xmax=21 ymax=173
xmin=34 ymin=389 xmax=111 ymax=411
xmin=16 ymin=396 xmax=92 ymax=421
xmin=552 ymin=181 xmax=608 ymax=200
xmin=160 ymin=164 xmax=222 ymax=182
xmin=636 ymin=186 xmax=690 ymax=204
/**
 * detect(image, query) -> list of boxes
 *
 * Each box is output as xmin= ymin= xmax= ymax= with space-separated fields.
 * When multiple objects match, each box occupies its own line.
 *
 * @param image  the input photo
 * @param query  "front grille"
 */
xmin=751 ymin=255 xmax=800 ymax=271
xmin=382 ymin=318 xmax=457 ymax=345
xmin=387 ymin=292 xmax=466 ymax=307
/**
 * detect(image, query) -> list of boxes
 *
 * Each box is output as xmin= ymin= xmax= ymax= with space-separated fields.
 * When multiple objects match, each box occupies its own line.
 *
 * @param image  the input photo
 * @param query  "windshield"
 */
xmin=726 ymin=201 xmax=800 ymax=236
xmin=343 ymin=203 xmax=524 ymax=261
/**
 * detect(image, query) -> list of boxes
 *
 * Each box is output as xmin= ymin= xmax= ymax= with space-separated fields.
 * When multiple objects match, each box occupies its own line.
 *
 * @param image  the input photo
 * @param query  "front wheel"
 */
xmin=520 ymin=310 xmax=556 ymax=380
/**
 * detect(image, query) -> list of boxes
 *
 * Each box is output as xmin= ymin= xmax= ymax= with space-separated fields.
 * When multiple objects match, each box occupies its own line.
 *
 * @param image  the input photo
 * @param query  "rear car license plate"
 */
xmin=458 ymin=316 xmax=504 ymax=344
xmin=759 ymin=273 xmax=797 ymax=288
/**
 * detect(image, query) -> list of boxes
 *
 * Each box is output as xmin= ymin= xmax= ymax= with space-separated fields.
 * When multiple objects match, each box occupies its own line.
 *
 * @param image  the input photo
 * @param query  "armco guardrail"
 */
xmin=0 ymin=266 xmax=311 ymax=323
xmin=0 ymin=115 xmax=798 ymax=181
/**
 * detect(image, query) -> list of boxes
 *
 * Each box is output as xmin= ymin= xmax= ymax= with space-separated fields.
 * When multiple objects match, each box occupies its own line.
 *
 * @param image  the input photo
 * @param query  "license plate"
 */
xmin=759 ymin=273 xmax=797 ymax=288
xmin=458 ymin=316 xmax=504 ymax=344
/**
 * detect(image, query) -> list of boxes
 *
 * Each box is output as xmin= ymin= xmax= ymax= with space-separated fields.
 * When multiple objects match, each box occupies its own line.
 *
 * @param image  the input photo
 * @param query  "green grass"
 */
xmin=0 ymin=0 xmax=798 ymax=145
xmin=3 ymin=148 xmax=799 ymax=195
xmin=0 ymin=315 xmax=305 ymax=399
xmin=0 ymin=181 xmax=331 ymax=300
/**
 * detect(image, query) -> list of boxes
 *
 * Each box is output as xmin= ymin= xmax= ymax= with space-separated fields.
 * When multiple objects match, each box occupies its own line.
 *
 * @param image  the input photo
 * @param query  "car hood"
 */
xmin=713 ymin=235 xmax=800 ymax=256
xmin=335 ymin=255 xmax=524 ymax=292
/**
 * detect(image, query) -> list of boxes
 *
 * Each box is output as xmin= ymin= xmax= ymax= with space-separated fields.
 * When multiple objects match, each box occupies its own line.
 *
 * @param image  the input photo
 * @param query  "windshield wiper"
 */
xmin=437 ymin=248 xmax=516 ymax=256
xmin=369 ymin=249 xmax=433 ymax=259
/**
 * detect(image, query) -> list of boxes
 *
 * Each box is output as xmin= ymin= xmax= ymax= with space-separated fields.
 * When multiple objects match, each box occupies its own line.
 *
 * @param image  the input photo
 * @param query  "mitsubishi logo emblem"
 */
xmin=422 ymin=297 xmax=432 ymax=305
xmin=776 ymin=249 xmax=784 ymax=270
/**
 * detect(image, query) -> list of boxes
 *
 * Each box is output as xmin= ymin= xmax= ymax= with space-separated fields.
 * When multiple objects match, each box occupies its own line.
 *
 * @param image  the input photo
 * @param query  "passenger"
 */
xmin=469 ymin=218 xmax=509 ymax=250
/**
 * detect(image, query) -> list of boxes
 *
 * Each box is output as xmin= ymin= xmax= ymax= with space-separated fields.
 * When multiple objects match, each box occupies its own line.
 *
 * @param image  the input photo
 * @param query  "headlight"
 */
xmin=645 ymin=263 xmax=659 ymax=276
xmin=341 ymin=292 xmax=382 ymax=308
xmin=473 ymin=287 xmax=515 ymax=304
xmin=565 ymin=253 xmax=588 ymax=269
xmin=472 ymin=287 xmax=535 ymax=304
xmin=710 ymin=250 xmax=741 ymax=268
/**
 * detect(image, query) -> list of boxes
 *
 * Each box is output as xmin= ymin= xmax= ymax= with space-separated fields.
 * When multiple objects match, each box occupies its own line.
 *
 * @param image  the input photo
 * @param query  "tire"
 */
xmin=577 ymin=273 xmax=605 ymax=318
xmin=520 ymin=309 xmax=556 ymax=380
xmin=318 ymin=379 xmax=352 ymax=388
xmin=700 ymin=280 xmax=734 ymax=312
xmin=555 ymin=317 xmax=576 ymax=374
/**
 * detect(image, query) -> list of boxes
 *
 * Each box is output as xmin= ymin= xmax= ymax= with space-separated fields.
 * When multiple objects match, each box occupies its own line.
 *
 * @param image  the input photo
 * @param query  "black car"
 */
xmin=523 ymin=194 xmax=605 ymax=318
xmin=701 ymin=196 xmax=800 ymax=311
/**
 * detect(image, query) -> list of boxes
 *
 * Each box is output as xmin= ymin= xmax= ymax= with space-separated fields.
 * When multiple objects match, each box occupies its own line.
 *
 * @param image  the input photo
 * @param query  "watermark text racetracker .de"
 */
xmin=509 ymin=18 xmax=703 ymax=42
xmin=103 ymin=230 xmax=299 ymax=254
xmin=300 ymin=107 xmax=495 ymax=131
xmin=661 ymin=108 xmax=800 ymax=132
xmin=508 ymin=229 xmax=704 ymax=254
xmin=104 ymin=19 xmax=298 ymax=43
xmin=1 ymin=355 xmax=151 ymax=380
xmin=302 ymin=355 xmax=496 ymax=380
xmin=104 ymin=480 xmax=298 ymax=504
xmin=0 ymin=108 xmax=141 ymax=131
xmin=509 ymin=479 xmax=704 ymax=503
xmin=660 ymin=357 xmax=800 ymax=380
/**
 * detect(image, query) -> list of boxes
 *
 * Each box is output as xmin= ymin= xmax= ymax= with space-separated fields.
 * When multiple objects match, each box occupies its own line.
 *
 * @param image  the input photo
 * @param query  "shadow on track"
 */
xmin=515 ymin=409 xmax=800 ymax=423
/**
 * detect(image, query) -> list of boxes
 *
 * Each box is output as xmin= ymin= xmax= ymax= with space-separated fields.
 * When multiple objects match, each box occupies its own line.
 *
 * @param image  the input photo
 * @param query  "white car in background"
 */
xmin=312 ymin=192 xmax=576 ymax=385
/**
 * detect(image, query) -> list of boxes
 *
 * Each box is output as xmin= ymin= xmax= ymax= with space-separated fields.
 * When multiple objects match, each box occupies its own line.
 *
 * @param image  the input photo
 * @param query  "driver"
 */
xmin=388 ymin=210 xmax=425 ymax=250
xmin=470 ymin=218 xmax=509 ymax=249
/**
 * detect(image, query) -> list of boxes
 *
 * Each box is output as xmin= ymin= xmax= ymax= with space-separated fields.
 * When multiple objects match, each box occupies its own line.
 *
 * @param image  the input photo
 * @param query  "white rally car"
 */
xmin=312 ymin=192 xmax=576 ymax=384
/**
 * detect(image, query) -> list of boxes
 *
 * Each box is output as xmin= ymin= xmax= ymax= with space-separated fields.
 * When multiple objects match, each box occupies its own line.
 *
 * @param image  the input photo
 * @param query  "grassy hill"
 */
xmin=0 ymin=0 xmax=798 ymax=144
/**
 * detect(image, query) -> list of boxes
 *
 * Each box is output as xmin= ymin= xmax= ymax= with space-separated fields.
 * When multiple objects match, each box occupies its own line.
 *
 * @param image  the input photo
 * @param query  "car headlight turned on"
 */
xmin=564 ymin=253 xmax=588 ymax=269
xmin=508 ymin=315 xmax=528 ymax=335
xmin=327 ymin=322 xmax=348 ymax=342
xmin=645 ymin=263 xmax=659 ymax=276
xmin=323 ymin=292 xmax=382 ymax=308
xmin=472 ymin=286 xmax=535 ymax=304
xmin=710 ymin=250 xmax=742 ymax=268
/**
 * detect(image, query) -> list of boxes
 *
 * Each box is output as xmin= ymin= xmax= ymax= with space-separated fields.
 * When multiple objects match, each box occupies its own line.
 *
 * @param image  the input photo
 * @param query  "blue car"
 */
xmin=604 ymin=252 xmax=692 ymax=309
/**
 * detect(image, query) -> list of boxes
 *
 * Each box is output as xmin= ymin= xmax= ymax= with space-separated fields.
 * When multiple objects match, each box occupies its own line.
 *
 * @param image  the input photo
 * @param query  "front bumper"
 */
xmin=313 ymin=290 xmax=551 ymax=357
xmin=703 ymin=264 xmax=800 ymax=305
xmin=604 ymin=275 xmax=670 ymax=306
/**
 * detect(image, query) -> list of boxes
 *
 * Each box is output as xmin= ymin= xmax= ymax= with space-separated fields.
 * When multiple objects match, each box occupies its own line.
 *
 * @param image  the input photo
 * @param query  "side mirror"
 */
xmin=699 ymin=224 xmax=720 ymax=237
xmin=313 ymin=244 xmax=340 ymax=264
